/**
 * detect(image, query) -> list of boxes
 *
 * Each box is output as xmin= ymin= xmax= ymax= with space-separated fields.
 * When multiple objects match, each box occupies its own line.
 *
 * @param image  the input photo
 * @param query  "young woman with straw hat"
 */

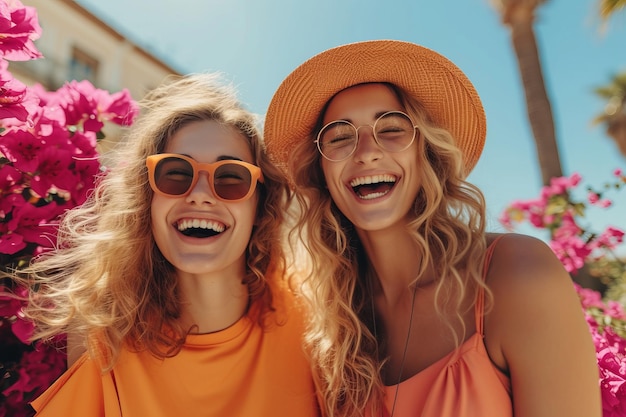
xmin=264 ymin=40 xmax=601 ymax=417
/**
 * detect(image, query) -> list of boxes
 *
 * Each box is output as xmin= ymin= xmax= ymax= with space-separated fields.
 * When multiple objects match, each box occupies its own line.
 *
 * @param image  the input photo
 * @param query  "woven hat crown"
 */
xmin=264 ymin=40 xmax=486 ymax=178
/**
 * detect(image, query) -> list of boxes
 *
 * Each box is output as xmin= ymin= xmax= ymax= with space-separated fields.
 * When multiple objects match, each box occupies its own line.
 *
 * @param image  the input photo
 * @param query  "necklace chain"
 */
xmin=370 ymin=280 xmax=419 ymax=417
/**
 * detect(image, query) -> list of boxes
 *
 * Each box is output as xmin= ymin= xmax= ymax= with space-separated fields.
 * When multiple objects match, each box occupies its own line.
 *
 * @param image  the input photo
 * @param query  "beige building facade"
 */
xmin=13 ymin=0 xmax=180 ymax=99
xmin=9 ymin=0 xmax=181 ymax=151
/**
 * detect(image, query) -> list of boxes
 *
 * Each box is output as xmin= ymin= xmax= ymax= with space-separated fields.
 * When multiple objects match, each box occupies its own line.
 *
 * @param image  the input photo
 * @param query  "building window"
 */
xmin=69 ymin=47 xmax=99 ymax=83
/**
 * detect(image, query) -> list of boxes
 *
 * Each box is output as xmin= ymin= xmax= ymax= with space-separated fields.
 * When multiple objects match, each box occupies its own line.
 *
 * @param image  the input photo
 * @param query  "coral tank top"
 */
xmin=375 ymin=237 xmax=513 ymax=417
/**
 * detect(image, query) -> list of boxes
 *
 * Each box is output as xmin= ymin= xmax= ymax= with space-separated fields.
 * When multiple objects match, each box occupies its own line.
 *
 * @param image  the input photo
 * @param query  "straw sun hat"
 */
xmin=263 ymin=39 xmax=486 ymax=178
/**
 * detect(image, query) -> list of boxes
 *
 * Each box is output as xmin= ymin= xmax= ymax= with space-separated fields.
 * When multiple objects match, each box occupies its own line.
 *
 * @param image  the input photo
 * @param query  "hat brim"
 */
xmin=264 ymin=40 xmax=486 ymax=178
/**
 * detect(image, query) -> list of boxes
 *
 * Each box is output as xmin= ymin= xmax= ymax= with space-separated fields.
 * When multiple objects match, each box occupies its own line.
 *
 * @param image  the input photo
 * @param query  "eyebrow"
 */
xmin=332 ymin=110 xmax=392 ymax=124
xmin=178 ymin=153 xmax=245 ymax=162
xmin=217 ymin=155 xmax=244 ymax=162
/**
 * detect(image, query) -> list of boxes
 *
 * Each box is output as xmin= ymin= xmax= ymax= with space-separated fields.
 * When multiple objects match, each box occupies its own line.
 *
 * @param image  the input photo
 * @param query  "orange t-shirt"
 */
xmin=371 ymin=237 xmax=512 ymax=417
xmin=31 ymin=285 xmax=319 ymax=417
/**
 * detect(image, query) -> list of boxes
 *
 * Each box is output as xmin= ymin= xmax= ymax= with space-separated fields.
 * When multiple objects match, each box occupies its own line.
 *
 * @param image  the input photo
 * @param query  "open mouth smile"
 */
xmin=349 ymin=174 xmax=397 ymax=200
xmin=176 ymin=218 xmax=226 ymax=238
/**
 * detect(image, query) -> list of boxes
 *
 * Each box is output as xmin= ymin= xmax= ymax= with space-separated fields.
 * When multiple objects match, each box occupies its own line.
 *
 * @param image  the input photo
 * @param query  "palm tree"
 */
xmin=489 ymin=0 xmax=564 ymax=186
xmin=594 ymin=0 xmax=626 ymax=157
xmin=599 ymin=0 xmax=626 ymax=20
xmin=593 ymin=73 xmax=626 ymax=157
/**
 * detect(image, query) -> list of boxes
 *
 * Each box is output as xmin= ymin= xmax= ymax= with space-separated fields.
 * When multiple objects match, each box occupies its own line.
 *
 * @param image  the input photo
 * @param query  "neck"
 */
xmin=357 ymin=227 xmax=424 ymax=303
xmin=177 ymin=270 xmax=250 ymax=334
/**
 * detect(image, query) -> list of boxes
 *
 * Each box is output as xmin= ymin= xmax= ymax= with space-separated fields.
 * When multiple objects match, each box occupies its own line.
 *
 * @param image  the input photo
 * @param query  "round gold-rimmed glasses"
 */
xmin=314 ymin=111 xmax=418 ymax=162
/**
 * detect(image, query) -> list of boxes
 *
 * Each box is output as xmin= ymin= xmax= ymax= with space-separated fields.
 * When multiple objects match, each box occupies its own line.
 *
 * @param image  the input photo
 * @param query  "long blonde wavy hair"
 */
xmin=15 ymin=73 xmax=291 ymax=370
xmin=289 ymin=83 xmax=489 ymax=417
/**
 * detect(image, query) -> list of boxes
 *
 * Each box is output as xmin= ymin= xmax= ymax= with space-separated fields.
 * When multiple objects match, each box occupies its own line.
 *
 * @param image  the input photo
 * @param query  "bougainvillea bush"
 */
xmin=501 ymin=170 xmax=626 ymax=417
xmin=0 ymin=1 xmax=137 ymax=415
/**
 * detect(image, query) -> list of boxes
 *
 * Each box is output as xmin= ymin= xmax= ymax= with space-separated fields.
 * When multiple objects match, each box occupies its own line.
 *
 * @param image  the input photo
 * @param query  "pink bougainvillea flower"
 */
xmin=590 ymin=226 xmax=626 ymax=252
xmin=606 ymin=301 xmax=626 ymax=321
xmin=599 ymin=199 xmax=612 ymax=208
xmin=554 ymin=211 xmax=582 ymax=237
xmin=12 ymin=311 xmax=34 ymax=344
xmin=51 ymin=80 xmax=139 ymax=132
xmin=0 ymin=128 xmax=42 ymax=172
xmin=0 ymin=163 xmax=23 ymax=193
xmin=500 ymin=198 xmax=549 ymax=229
xmin=0 ymin=85 xmax=41 ymax=130
xmin=70 ymin=128 xmax=98 ymax=158
xmin=549 ymin=236 xmax=591 ymax=273
xmin=536 ymin=173 xmax=583 ymax=209
xmin=70 ymin=161 xmax=100 ymax=205
xmin=0 ymin=193 xmax=22 ymax=223
xmin=542 ymin=173 xmax=579 ymax=197
xmin=597 ymin=345 xmax=626 ymax=417
xmin=28 ymin=146 xmax=75 ymax=197
xmin=529 ymin=210 xmax=548 ymax=228
xmin=28 ymin=81 xmax=56 ymax=105
xmin=497 ymin=210 xmax=515 ymax=229
xmin=0 ymin=60 xmax=28 ymax=121
xmin=500 ymin=170 xmax=624 ymax=280
xmin=29 ymin=80 xmax=89 ymax=128
xmin=0 ymin=227 xmax=26 ymax=254
xmin=575 ymin=284 xmax=606 ymax=310
xmin=54 ymin=80 xmax=103 ymax=129
xmin=0 ymin=0 xmax=42 ymax=61
xmin=2 ymin=340 xmax=66 ymax=404
xmin=6 ymin=201 xmax=60 ymax=248
xmin=576 ymin=286 xmax=626 ymax=417
xmin=24 ymin=82 xmax=67 ymax=131
xmin=0 ymin=284 xmax=25 ymax=317
xmin=98 ymin=88 xmax=139 ymax=126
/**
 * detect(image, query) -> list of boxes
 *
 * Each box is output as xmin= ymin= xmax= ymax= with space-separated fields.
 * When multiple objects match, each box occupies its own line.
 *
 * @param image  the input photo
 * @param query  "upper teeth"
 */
xmin=177 ymin=219 xmax=225 ymax=232
xmin=350 ymin=174 xmax=397 ymax=187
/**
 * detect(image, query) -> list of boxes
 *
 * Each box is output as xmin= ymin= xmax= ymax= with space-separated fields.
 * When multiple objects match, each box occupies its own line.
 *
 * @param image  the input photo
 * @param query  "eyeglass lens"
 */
xmin=317 ymin=111 xmax=415 ymax=161
xmin=153 ymin=156 xmax=253 ymax=200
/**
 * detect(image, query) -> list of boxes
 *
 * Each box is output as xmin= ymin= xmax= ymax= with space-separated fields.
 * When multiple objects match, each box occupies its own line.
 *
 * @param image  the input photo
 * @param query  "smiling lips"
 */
xmin=349 ymin=174 xmax=397 ymax=200
xmin=177 ymin=218 xmax=226 ymax=238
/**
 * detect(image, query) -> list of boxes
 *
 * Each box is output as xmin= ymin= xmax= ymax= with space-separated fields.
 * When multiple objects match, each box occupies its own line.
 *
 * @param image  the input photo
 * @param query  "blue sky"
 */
xmin=74 ymin=0 xmax=626 ymax=242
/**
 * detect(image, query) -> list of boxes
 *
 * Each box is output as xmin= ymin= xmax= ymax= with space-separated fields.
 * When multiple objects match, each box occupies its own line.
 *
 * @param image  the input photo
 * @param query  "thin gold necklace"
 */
xmin=371 ymin=280 xmax=419 ymax=417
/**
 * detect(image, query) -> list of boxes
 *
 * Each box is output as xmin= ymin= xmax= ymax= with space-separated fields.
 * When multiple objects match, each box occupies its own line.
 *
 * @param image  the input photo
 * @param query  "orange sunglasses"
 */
xmin=146 ymin=154 xmax=264 ymax=202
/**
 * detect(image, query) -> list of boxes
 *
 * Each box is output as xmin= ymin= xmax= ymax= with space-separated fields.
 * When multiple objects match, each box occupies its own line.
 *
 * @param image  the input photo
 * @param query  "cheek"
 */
xmin=150 ymin=194 xmax=161 ymax=221
xmin=150 ymin=195 xmax=170 ymax=234
xmin=321 ymin=159 xmax=339 ymax=186
xmin=319 ymin=163 xmax=343 ymax=203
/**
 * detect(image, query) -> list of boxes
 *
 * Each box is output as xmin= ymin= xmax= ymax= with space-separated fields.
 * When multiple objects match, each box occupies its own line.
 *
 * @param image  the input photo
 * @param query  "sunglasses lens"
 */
xmin=214 ymin=163 xmax=253 ymax=200
xmin=154 ymin=157 xmax=194 ymax=196
xmin=150 ymin=156 xmax=256 ymax=201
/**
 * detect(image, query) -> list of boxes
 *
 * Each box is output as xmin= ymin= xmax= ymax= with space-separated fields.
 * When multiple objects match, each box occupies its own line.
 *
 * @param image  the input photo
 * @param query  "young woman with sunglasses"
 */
xmin=14 ymin=73 xmax=319 ymax=417
xmin=263 ymin=40 xmax=602 ymax=417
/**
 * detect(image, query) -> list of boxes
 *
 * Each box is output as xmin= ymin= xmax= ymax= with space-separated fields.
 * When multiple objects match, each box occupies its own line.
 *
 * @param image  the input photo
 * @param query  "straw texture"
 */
xmin=263 ymin=40 xmax=486 ymax=178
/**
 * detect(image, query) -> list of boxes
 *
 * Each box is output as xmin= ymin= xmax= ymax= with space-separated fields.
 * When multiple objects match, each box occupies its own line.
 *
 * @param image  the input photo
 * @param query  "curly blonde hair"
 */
xmin=289 ymin=83 xmax=489 ymax=417
xmin=16 ymin=73 xmax=292 ymax=370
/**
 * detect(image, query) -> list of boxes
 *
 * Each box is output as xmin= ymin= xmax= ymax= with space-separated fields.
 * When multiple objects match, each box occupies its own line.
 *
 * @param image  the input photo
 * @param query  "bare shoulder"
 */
xmin=484 ymin=232 xmax=581 ymax=327
xmin=485 ymin=232 xmax=573 ymax=292
xmin=482 ymin=233 xmax=601 ymax=417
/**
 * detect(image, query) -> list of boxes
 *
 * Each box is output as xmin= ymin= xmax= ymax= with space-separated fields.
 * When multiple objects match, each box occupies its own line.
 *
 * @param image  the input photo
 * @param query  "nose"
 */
xmin=352 ymin=126 xmax=383 ymax=163
xmin=186 ymin=171 xmax=218 ymax=204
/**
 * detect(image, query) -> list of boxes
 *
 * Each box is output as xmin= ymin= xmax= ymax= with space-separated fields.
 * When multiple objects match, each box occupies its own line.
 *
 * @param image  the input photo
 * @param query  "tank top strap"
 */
xmin=475 ymin=235 xmax=506 ymax=335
